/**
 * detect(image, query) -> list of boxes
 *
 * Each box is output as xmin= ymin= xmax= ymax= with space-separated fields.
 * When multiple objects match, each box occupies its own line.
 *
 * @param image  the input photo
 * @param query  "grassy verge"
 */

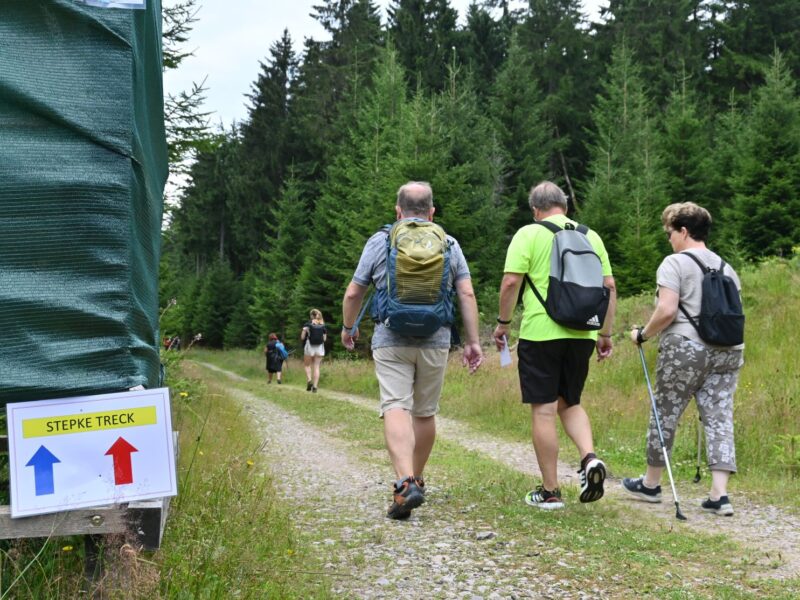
xmin=195 ymin=364 xmax=799 ymax=599
xmin=0 ymin=353 xmax=330 ymax=599
xmin=155 ymin=352 xmax=330 ymax=598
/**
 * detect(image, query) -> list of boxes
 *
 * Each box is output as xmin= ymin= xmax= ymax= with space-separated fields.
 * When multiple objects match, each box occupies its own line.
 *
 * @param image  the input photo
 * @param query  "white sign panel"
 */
xmin=77 ymin=0 xmax=146 ymax=9
xmin=7 ymin=388 xmax=176 ymax=518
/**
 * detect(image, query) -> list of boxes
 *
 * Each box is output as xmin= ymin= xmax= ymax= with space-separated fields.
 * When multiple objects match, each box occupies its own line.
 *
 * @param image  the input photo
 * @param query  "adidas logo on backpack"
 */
xmin=372 ymin=219 xmax=455 ymax=337
xmin=524 ymin=220 xmax=610 ymax=331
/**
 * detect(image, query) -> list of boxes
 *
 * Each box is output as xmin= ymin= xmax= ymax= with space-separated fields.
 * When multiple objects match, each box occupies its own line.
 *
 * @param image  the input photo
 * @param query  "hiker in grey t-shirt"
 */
xmin=340 ymin=181 xmax=483 ymax=520
xmin=623 ymin=202 xmax=744 ymax=516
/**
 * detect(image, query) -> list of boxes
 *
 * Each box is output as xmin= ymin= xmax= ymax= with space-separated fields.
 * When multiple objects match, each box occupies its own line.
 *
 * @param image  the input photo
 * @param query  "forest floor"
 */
xmin=189 ymin=360 xmax=800 ymax=599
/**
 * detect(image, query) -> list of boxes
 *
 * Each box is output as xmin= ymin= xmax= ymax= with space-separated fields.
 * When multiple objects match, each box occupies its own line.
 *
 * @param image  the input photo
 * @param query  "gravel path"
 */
xmin=195 ymin=361 xmax=800 ymax=589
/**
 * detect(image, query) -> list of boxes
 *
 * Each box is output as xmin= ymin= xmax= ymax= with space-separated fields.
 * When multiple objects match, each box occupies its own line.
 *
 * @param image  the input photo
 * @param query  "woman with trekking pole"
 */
xmin=623 ymin=202 xmax=745 ymax=518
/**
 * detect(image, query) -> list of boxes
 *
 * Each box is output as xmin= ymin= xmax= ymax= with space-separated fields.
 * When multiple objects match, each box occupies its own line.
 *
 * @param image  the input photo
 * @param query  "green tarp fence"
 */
xmin=0 ymin=0 xmax=167 ymax=405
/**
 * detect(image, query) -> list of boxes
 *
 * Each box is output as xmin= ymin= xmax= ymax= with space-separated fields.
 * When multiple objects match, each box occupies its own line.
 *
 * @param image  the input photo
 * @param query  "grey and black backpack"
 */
xmin=523 ymin=220 xmax=610 ymax=331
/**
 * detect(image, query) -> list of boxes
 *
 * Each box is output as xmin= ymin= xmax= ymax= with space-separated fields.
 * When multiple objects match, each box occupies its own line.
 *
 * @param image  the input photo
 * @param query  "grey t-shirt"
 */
xmin=657 ymin=248 xmax=744 ymax=349
xmin=352 ymin=221 xmax=471 ymax=349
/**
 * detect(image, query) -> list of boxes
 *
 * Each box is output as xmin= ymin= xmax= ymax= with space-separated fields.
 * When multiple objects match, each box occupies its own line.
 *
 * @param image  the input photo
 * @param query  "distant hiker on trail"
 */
xmin=493 ymin=181 xmax=616 ymax=510
xmin=301 ymin=309 xmax=327 ymax=393
xmin=341 ymin=181 xmax=483 ymax=520
xmin=623 ymin=202 xmax=744 ymax=516
xmin=264 ymin=332 xmax=288 ymax=385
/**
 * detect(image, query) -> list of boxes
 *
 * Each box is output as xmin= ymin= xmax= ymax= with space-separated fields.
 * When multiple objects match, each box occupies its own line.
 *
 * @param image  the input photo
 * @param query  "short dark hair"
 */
xmin=397 ymin=181 xmax=433 ymax=217
xmin=662 ymin=202 xmax=712 ymax=242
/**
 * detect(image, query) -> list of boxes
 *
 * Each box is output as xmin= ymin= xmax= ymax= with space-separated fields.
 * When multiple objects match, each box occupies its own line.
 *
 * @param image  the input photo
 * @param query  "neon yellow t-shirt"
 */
xmin=504 ymin=214 xmax=613 ymax=342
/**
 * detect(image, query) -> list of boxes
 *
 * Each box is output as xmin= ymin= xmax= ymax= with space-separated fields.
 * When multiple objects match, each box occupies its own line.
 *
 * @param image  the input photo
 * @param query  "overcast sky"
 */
xmin=163 ymin=1 xmax=607 ymax=129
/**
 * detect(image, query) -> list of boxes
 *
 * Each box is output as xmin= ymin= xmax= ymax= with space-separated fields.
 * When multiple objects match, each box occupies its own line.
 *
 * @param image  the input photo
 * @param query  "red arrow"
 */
xmin=105 ymin=437 xmax=138 ymax=485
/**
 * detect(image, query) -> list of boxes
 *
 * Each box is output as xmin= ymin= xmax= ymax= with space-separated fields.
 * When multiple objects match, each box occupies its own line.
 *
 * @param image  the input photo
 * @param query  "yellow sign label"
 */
xmin=22 ymin=407 xmax=157 ymax=438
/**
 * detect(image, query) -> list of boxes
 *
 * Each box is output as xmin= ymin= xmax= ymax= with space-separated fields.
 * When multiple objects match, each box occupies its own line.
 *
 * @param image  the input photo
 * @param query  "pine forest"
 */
xmin=161 ymin=0 xmax=800 ymax=348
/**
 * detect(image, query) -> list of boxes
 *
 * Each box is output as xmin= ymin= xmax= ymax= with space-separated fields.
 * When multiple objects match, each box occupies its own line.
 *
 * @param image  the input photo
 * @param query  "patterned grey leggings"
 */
xmin=648 ymin=333 xmax=744 ymax=472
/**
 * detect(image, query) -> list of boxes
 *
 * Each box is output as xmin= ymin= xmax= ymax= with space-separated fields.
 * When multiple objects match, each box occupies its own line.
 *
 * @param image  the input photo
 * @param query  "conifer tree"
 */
xmin=659 ymin=74 xmax=713 ymax=209
xmin=491 ymin=31 xmax=551 ymax=230
xmin=730 ymin=51 xmax=800 ymax=258
xmin=581 ymin=44 xmax=666 ymax=295
xmin=224 ymin=271 xmax=257 ymax=348
xmin=516 ymin=0 xmax=598 ymax=194
xmin=191 ymin=261 xmax=238 ymax=348
xmin=387 ymin=0 xmax=460 ymax=92
xmin=251 ymin=173 xmax=310 ymax=338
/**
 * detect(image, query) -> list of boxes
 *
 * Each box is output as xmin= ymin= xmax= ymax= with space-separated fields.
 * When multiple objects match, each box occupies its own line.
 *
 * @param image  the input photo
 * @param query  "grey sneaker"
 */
xmin=622 ymin=477 xmax=662 ymax=503
xmin=524 ymin=486 xmax=564 ymax=510
xmin=701 ymin=496 xmax=734 ymax=516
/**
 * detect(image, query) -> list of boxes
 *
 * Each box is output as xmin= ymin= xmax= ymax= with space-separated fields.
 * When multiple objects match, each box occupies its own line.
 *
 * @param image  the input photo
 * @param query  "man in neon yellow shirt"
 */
xmin=493 ymin=181 xmax=617 ymax=509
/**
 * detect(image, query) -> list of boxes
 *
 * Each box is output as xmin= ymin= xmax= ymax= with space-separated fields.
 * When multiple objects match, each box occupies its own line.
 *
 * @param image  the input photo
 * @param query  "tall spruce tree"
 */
xmin=191 ymin=260 xmax=238 ymax=348
xmin=659 ymin=74 xmax=714 ymax=210
xmin=251 ymin=173 xmax=310 ymax=339
xmin=460 ymin=3 xmax=509 ymax=102
xmin=581 ymin=44 xmax=666 ymax=295
xmin=594 ymin=0 xmax=708 ymax=104
xmin=490 ymin=31 xmax=551 ymax=230
xmin=730 ymin=51 xmax=800 ymax=258
xmin=515 ymin=0 xmax=598 ymax=196
xmin=707 ymin=0 xmax=800 ymax=103
xmin=387 ymin=0 xmax=460 ymax=92
xmin=288 ymin=1 xmax=383 ymax=189
xmin=234 ymin=31 xmax=298 ymax=272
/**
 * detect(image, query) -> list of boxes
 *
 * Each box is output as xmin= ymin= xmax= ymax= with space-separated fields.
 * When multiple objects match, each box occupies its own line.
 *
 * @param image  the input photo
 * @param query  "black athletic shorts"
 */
xmin=517 ymin=338 xmax=595 ymax=406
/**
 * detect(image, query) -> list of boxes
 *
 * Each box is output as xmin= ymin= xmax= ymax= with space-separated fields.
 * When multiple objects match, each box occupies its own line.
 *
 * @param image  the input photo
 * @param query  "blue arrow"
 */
xmin=25 ymin=445 xmax=61 ymax=496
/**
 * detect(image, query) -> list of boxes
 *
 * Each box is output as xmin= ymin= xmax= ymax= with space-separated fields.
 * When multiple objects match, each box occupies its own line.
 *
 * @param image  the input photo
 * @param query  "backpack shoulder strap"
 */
xmin=681 ymin=251 xmax=710 ymax=273
xmin=533 ymin=220 xmax=562 ymax=235
xmin=575 ymin=224 xmax=589 ymax=235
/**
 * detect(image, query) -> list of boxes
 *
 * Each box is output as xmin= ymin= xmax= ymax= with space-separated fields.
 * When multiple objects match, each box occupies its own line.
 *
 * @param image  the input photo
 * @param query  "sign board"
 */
xmin=77 ymin=1 xmax=147 ymax=9
xmin=7 ymin=388 xmax=176 ymax=518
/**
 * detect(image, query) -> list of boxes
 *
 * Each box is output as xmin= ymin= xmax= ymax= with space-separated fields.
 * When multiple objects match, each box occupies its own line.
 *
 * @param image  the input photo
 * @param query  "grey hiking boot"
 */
xmin=387 ymin=476 xmax=424 ymax=520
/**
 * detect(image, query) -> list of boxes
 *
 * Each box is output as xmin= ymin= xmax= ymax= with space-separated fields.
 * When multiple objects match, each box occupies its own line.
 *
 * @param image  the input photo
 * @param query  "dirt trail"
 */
xmin=195 ymin=361 xmax=800 ymax=583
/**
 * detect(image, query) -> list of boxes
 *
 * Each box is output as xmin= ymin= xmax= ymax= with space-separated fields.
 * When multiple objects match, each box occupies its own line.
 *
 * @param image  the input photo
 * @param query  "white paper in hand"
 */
xmin=499 ymin=335 xmax=512 ymax=367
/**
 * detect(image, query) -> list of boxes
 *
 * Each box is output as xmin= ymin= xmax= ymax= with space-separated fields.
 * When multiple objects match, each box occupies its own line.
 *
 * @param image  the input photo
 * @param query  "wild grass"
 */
xmin=0 ymin=352 xmax=330 ymax=599
xmin=198 ymin=256 xmax=800 ymax=508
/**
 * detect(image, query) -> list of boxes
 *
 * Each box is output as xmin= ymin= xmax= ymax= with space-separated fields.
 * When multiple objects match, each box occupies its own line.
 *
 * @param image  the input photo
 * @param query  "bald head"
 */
xmin=396 ymin=181 xmax=434 ymax=218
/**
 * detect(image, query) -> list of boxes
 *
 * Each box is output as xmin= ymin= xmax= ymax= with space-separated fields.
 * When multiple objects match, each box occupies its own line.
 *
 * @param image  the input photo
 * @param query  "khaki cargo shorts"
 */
xmin=373 ymin=346 xmax=449 ymax=417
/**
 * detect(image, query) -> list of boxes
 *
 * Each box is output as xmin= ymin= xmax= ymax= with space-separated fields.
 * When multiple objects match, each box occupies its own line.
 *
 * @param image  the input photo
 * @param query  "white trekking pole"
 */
xmin=638 ymin=345 xmax=687 ymax=521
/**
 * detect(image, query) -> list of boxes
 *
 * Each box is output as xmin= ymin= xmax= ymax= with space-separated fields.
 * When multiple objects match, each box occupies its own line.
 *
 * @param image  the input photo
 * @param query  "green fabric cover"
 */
xmin=0 ymin=0 xmax=167 ymax=404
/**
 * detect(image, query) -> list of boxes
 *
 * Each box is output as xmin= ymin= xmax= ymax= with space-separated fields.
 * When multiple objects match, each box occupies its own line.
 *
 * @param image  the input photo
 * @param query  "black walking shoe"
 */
xmin=277 ymin=380 xmax=282 ymax=384
xmin=312 ymin=387 xmax=318 ymax=393
xmin=387 ymin=477 xmax=425 ymax=520
xmin=701 ymin=496 xmax=734 ymax=516
xmin=578 ymin=457 xmax=606 ymax=503
xmin=622 ymin=477 xmax=662 ymax=503
xmin=306 ymin=381 xmax=313 ymax=391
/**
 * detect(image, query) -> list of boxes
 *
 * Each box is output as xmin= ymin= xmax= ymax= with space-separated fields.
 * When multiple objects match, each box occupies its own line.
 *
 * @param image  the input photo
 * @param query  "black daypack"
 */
xmin=308 ymin=323 xmax=326 ymax=345
xmin=678 ymin=252 xmax=744 ymax=346
xmin=523 ymin=220 xmax=610 ymax=331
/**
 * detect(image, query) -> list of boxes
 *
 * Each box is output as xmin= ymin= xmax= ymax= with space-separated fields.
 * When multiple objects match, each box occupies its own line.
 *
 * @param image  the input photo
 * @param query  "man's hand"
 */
xmin=596 ymin=336 xmax=613 ymax=361
xmin=462 ymin=342 xmax=483 ymax=374
xmin=341 ymin=327 xmax=359 ymax=351
xmin=492 ymin=324 xmax=509 ymax=351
